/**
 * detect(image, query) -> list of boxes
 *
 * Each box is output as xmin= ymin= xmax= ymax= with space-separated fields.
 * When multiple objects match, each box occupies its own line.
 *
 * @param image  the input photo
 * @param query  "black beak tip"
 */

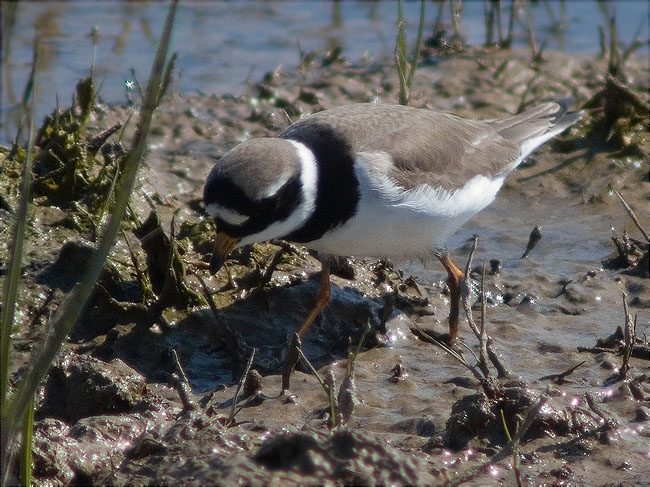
xmin=209 ymin=253 xmax=224 ymax=275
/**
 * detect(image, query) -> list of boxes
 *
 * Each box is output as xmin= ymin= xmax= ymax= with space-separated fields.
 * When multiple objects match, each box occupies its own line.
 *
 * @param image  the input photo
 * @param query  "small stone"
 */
xmin=634 ymin=405 xmax=650 ymax=422
xmin=41 ymin=350 xmax=145 ymax=423
xmin=243 ymin=370 xmax=263 ymax=398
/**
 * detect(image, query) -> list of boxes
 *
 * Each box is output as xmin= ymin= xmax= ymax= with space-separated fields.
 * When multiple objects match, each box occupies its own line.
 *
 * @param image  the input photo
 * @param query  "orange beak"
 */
xmin=210 ymin=230 xmax=240 ymax=274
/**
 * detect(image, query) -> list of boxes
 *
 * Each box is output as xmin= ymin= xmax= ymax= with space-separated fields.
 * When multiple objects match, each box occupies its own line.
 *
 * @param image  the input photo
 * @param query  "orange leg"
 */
xmin=437 ymin=251 xmax=464 ymax=343
xmin=281 ymin=258 xmax=331 ymax=392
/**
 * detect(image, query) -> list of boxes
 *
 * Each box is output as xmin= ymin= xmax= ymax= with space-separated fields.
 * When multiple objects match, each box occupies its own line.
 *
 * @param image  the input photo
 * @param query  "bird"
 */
xmin=203 ymin=101 xmax=580 ymax=391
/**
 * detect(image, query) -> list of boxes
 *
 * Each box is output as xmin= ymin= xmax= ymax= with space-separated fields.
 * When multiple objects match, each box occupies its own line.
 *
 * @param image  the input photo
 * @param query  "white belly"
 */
xmin=307 ymin=165 xmax=506 ymax=258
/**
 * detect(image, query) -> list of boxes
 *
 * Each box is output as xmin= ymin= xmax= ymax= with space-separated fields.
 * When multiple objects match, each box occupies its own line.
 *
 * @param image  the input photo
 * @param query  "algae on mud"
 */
xmin=1 ymin=40 xmax=649 ymax=486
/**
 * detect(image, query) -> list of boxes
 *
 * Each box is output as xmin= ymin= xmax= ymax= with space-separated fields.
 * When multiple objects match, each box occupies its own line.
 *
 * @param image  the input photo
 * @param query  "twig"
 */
xmin=295 ymin=337 xmax=338 ymax=427
xmin=486 ymin=337 xmax=513 ymax=379
xmin=228 ymin=347 xmax=256 ymax=425
xmin=585 ymin=392 xmax=618 ymax=428
xmin=324 ymin=369 xmax=338 ymax=429
xmin=524 ymin=1 xmax=543 ymax=65
xmin=503 ymin=0 xmax=517 ymax=48
xmin=621 ymin=292 xmax=637 ymax=379
xmin=463 ymin=235 xmax=478 ymax=277
xmin=169 ymin=348 xmax=196 ymax=413
xmin=539 ymin=360 xmax=586 ymax=383
xmin=614 ymin=190 xmax=649 ymax=242
xmin=253 ymin=246 xmax=286 ymax=295
xmin=460 ymin=241 xmax=490 ymax=377
xmin=171 ymin=348 xmax=191 ymax=387
xmin=414 ymin=323 xmax=498 ymax=398
xmin=121 ymin=229 xmax=155 ymax=303
xmin=338 ymin=321 xmax=371 ymax=425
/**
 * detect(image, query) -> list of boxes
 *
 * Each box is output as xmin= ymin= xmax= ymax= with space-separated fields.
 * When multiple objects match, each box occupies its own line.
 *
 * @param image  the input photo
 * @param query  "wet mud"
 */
xmin=2 ymin=47 xmax=649 ymax=485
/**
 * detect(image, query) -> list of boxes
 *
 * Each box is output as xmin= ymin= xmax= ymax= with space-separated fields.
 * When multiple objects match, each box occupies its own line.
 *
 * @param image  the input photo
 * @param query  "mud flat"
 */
xmin=1 ymin=46 xmax=648 ymax=485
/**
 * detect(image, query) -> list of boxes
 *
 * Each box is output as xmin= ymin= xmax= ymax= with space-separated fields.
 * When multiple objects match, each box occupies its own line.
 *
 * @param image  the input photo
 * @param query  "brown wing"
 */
xmin=282 ymin=103 xmax=521 ymax=191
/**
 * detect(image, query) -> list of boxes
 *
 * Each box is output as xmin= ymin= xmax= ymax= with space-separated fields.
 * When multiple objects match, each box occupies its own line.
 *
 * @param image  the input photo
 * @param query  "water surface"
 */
xmin=2 ymin=1 xmax=648 ymax=143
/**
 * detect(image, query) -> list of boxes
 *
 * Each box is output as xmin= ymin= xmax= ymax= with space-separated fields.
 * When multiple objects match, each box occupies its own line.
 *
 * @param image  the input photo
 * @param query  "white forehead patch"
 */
xmin=205 ymin=203 xmax=250 ymax=225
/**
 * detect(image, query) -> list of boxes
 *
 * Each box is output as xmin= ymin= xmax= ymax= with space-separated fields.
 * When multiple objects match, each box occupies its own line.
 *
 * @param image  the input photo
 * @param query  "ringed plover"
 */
xmin=204 ymin=101 xmax=580 ymax=391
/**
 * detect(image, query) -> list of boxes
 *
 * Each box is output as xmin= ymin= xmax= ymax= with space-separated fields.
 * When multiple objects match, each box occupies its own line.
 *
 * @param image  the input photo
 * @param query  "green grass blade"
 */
xmin=395 ymin=0 xmax=425 ymax=106
xmin=18 ymin=396 xmax=35 ymax=487
xmin=1 ymin=120 xmax=34 ymax=411
xmin=406 ymin=0 xmax=426 ymax=92
xmin=0 ymin=1 xmax=179 ymax=481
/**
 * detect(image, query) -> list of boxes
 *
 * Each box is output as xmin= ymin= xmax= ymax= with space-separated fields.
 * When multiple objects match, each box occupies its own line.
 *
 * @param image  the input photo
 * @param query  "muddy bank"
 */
xmin=2 ymin=46 xmax=649 ymax=485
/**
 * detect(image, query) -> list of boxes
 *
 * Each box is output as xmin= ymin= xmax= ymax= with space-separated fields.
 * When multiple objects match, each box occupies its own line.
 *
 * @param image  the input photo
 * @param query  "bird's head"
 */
xmin=203 ymin=137 xmax=318 ymax=274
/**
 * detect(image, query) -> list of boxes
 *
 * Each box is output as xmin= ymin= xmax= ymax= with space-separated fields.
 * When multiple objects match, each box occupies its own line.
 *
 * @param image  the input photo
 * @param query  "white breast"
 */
xmin=306 ymin=152 xmax=506 ymax=258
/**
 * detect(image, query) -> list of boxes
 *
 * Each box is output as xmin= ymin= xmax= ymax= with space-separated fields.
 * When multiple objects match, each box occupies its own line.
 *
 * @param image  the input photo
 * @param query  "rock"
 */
xmin=41 ymin=350 xmax=145 ymax=423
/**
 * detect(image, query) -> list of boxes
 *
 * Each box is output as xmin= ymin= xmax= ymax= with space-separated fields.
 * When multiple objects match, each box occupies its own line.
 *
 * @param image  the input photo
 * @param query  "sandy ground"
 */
xmin=2 ymin=46 xmax=649 ymax=485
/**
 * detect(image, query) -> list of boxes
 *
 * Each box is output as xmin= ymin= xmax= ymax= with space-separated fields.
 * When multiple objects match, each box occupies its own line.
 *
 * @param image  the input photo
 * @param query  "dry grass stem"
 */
xmin=621 ymin=292 xmax=637 ymax=379
xmin=228 ymin=348 xmax=257 ymax=424
xmin=539 ymin=360 xmax=586 ymax=383
xmin=614 ymin=190 xmax=649 ymax=242
xmin=295 ymin=338 xmax=338 ymax=428
xmin=253 ymin=247 xmax=286 ymax=295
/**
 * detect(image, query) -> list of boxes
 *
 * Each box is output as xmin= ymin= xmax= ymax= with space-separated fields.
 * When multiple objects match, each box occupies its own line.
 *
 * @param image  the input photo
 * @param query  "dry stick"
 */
xmin=460 ymin=238 xmax=512 ymax=379
xmin=170 ymin=349 xmax=196 ymax=412
xmin=171 ymin=348 xmax=191 ymax=386
xmin=295 ymin=335 xmax=338 ymax=427
xmin=524 ymin=0 xmax=541 ymax=64
xmin=614 ymin=190 xmax=649 ymax=242
xmin=621 ymin=292 xmax=637 ymax=379
xmin=460 ymin=239 xmax=491 ymax=378
xmin=121 ymin=228 xmax=155 ymax=303
xmin=338 ymin=321 xmax=371 ymax=425
xmin=478 ymin=263 xmax=490 ymax=372
xmin=621 ymin=20 xmax=650 ymax=63
xmin=504 ymin=0 xmax=517 ymax=47
xmin=324 ymin=369 xmax=338 ymax=429
xmin=585 ymin=392 xmax=618 ymax=428
xmin=486 ymin=337 xmax=513 ymax=378
xmin=228 ymin=348 xmax=256 ymax=424
xmin=495 ymin=0 xmax=503 ymax=45
xmin=539 ymin=360 xmax=586 ymax=382
xmin=484 ymin=0 xmax=495 ymax=46
xmin=253 ymin=247 xmax=286 ymax=295
xmin=415 ymin=323 xmax=488 ymax=390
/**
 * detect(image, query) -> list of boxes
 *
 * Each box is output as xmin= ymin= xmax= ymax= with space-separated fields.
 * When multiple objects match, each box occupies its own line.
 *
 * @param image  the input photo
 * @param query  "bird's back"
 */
xmin=281 ymin=102 xmax=578 ymax=192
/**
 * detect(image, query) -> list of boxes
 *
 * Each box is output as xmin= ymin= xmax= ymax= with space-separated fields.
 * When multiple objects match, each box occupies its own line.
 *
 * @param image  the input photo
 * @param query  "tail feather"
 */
xmin=489 ymin=98 xmax=581 ymax=159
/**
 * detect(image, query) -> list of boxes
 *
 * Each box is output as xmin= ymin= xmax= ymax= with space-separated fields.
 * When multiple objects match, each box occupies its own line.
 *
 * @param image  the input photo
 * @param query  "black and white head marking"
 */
xmin=280 ymin=123 xmax=360 ymax=243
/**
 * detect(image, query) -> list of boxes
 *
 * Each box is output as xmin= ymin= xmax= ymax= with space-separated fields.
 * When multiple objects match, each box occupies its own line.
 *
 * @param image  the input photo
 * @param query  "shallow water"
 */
xmin=2 ymin=1 xmax=648 ymax=144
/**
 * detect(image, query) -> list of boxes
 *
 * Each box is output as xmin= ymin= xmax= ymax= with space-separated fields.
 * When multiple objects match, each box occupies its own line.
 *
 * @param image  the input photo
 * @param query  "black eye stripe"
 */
xmin=210 ymin=176 xmax=302 ymax=238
